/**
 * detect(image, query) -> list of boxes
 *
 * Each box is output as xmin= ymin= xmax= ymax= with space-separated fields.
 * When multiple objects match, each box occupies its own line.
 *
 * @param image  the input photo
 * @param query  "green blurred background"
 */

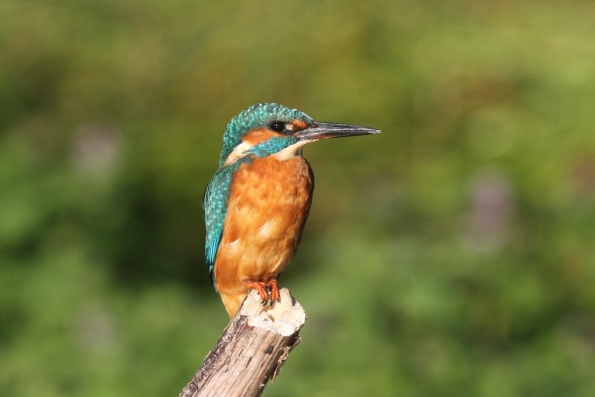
xmin=2 ymin=0 xmax=595 ymax=396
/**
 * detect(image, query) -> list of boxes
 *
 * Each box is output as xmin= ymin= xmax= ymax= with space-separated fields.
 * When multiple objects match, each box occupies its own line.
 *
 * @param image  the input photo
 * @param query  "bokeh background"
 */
xmin=2 ymin=1 xmax=595 ymax=396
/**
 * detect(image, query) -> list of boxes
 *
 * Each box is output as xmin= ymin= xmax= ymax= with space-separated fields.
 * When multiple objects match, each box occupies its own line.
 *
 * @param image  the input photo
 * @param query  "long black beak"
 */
xmin=295 ymin=121 xmax=380 ymax=141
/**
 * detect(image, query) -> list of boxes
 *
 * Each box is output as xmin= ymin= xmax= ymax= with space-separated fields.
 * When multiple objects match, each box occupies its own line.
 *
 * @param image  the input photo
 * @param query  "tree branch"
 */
xmin=179 ymin=288 xmax=306 ymax=397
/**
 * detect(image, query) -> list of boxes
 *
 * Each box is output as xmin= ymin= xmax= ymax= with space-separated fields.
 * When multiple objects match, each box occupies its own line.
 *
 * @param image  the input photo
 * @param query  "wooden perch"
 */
xmin=179 ymin=288 xmax=306 ymax=397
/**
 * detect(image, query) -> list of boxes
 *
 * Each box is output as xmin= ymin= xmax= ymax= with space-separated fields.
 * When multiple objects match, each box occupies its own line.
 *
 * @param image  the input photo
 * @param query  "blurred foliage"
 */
xmin=1 ymin=0 xmax=595 ymax=396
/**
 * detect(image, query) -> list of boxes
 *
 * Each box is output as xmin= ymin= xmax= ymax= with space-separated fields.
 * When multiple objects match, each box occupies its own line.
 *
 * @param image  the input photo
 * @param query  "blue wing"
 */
xmin=202 ymin=159 xmax=248 ymax=284
xmin=202 ymin=169 xmax=231 ymax=284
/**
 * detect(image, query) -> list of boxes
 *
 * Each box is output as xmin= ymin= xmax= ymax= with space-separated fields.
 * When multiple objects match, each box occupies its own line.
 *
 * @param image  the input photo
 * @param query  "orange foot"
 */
xmin=242 ymin=278 xmax=281 ymax=306
xmin=267 ymin=278 xmax=280 ymax=302
xmin=242 ymin=279 xmax=269 ymax=303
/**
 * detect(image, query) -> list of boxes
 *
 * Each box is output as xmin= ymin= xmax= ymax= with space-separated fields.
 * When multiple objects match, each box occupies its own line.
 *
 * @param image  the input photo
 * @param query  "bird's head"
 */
xmin=218 ymin=103 xmax=380 ymax=168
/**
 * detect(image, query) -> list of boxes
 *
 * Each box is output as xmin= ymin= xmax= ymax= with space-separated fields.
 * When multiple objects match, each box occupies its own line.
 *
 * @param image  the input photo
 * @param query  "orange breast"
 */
xmin=213 ymin=156 xmax=314 ymax=296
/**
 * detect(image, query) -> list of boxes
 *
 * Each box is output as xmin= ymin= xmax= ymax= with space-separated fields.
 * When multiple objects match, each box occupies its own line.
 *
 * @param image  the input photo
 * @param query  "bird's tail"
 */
xmin=220 ymin=291 xmax=248 ymax=319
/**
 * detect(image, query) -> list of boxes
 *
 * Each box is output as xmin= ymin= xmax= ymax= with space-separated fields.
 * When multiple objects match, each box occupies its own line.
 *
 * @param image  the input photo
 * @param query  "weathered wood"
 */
xmin=179 ymin=288 xmax=306 ymax=397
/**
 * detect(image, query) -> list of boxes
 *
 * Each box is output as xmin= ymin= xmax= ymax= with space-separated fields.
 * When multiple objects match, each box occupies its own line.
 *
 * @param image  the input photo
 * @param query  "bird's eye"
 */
xmin=270 ymin=121 xmax=286 ymax=133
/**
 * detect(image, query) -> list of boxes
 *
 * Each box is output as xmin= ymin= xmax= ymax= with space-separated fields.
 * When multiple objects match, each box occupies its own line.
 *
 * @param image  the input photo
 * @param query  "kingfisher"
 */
xmin=203 ymin=103 xmax=380 ymax=318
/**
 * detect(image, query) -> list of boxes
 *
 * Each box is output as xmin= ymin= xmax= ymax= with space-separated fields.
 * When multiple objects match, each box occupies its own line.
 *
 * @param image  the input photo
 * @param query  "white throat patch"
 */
xmin=273 ymin=140 xmax=312 ymax=161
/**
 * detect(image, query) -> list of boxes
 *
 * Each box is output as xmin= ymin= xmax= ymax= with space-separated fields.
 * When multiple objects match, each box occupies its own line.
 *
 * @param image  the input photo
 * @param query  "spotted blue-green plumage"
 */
xmin=218 ymin=103 xmax=313 ymax=167
xmin=204 ymin=103 xmax=312 ymax=283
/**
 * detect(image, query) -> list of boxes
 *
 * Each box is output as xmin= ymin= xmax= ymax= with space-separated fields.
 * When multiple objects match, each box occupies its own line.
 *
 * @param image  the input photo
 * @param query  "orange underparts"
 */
xmin=213 ymin=154 xmax=314 ymax=318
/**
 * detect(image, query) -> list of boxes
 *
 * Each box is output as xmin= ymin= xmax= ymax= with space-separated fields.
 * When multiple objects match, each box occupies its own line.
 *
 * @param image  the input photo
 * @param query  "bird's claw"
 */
xmin=260 ymin=286 xmax=278 ymax=306
xmin=243 ymin=278 xmax=281 ymax=306
xmin=268 ymin=278 xmax=281 ymax=303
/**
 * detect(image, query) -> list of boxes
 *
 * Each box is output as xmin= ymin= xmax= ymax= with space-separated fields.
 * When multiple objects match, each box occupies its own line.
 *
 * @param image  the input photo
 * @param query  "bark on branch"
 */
xmin=179 ymin=288 xmax=306 ymax=397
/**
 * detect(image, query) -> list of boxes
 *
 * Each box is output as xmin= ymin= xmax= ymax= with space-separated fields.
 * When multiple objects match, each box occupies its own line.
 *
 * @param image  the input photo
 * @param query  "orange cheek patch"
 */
xmin=292 ymin=120 xmax=308 ymax=130
xmin=242 ymin=128 xmax=282 ymax=146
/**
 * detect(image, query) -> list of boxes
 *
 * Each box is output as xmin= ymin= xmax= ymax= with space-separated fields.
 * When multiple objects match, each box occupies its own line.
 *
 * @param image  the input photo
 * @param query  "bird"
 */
xmin=203 ymin=103 xmax=380 ymax=318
